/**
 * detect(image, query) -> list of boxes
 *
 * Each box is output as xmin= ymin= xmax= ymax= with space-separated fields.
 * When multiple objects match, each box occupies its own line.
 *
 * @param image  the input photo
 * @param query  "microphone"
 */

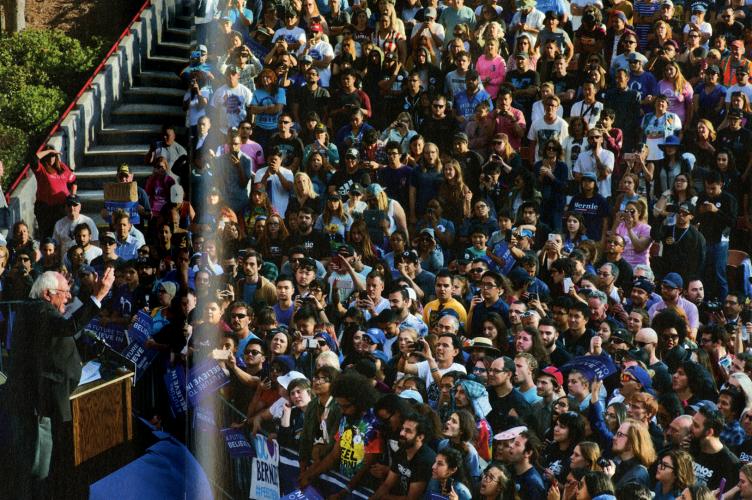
xmin=82 ymin=330 xmax=111 ymax=348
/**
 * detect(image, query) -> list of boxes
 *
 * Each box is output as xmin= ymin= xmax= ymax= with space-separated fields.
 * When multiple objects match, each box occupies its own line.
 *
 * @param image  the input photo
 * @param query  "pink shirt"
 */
xmin=34 ymin=162 xmax=76 ymax=205
xmin=495 ymin=108 xmax=526 ymax=150
xmin=616 ymin=222 xmax=651 ymax=268
xmin=658 ymin=80 xmax=693 ymax=124
xmin=476 ymin=54 xmax=506 ymax=100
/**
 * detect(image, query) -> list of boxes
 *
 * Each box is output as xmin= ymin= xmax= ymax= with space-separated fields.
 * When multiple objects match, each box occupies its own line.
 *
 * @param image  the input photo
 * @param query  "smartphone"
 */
xmin=302 ymin=337 xmax=319 ymax=349
xmin=529 ymin=292 xmax=539 ymax=303
xmin=359 ymin=290 xmax=369 ymax=300
xmin=548 ymin=233 xmax=557 ymax=241
xmin=623 ymin=152 xmax=636 ymax=161
xmin=563 ymin=277 xmax=574 ymax=293
xmin=211 ymin=348 xmax=230 ymax=360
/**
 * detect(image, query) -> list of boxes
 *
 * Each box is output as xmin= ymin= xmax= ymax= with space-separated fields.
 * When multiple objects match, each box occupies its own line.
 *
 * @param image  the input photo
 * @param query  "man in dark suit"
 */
xmin=1 ymin=267 xmax=114 ymax=499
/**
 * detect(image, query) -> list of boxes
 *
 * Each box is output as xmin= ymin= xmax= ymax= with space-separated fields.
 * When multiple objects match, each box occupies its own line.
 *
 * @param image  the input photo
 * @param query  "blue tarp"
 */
xmin=89 ymin=435 xmax=213 ymax=500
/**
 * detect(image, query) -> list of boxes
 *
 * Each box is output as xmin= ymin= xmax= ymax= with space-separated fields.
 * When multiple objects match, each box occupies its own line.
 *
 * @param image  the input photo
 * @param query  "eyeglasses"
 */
xmin=480 ymin=282 xmax=498 ymax=289
xmin=313 ymin=376 xmax=331 ymax=383
xmin=615 ymin=430 xmax=628 ymax=439
xmin=473 ymin=366 xmax=488 ymax=373
xmin=620 ymin=373 xmax=637 ymax=383
xmin=471 ymin=268 xmax=485 ymax=273
xmin=487 ymin=368 xmax=507 ymax=375
xmin=625 ymin=209 xmax=637 ymax=214
xmin=245 ymin=349 xmax=262 ymax=357
xmin=658 ymin=461 xmax=674 ymax=470
xmin=231 ymin=313 xmax=248 ymax=319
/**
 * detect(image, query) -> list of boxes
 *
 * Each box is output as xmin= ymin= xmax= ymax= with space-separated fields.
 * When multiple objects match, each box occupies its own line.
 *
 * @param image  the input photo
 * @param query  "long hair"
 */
xmin=257 ymin=67 xmax=279 ymax=94
xmin=348 ymin=219 xmax=377 ymax=263
xmin=664 ymin=62 xmax=688 ymax=94
xmin=624 ymin=419 xmax=657 ymax=467
xmin=577 ymin=441 xmax=602 ymax=471
xmin=257 ymin=214 xmax=289 ymax=251
xmin=437 ymin=447 xmax=472 ymax=493
xmin=322 ymin=195 xmax=349 ymax=225
xmin=293 ymin=172 xmax=319 ymax=199
xmin=661 ymin=449 xmax=695 ymax=491
xmin=445 ymin=409 xmax=477 ymax=455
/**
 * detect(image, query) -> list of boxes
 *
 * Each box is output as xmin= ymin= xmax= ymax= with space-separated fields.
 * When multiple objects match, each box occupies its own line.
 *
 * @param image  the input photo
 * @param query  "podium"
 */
xmin=69 ymin=371 xmax=134 ymax=466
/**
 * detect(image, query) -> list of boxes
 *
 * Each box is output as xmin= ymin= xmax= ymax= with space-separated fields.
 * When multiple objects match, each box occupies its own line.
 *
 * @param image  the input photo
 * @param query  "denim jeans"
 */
xmin=704 ymin=240 xmax=729 ymax=299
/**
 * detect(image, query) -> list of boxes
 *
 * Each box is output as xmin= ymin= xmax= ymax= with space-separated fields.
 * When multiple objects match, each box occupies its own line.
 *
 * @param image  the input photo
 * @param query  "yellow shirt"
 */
xmin=423 ymin=298 xmax=468 ymax=327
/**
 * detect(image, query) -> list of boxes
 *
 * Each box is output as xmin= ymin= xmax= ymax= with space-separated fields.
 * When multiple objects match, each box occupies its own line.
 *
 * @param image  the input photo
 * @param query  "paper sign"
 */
xmin=186 ymin=358 xmax=230 ymax=407
xmin=282 ymin=486 xmax=325 ymax=500
xmin=250 ymin=435 xmax=280 ymax=500
xmin=84 ymin=318 xmax=128 ymax=352
xmin=122 ymin=311 xmax=157 ymax=382
xmin=220 ymin=428 xmax=254 ymax=458
xmin=104 ymin=200 xmax=140 ymax=224
xmin=562 ymin=353 xmax=618 ymax=381
xmin=490 ymin=240 xmax=515 ymax=275
xmin=164 ymin=365 xmax=188 ymax=417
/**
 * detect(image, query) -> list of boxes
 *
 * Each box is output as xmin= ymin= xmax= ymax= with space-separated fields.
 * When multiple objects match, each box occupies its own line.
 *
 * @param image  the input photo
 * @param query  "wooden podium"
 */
xmin=69 ymin=371 xmax=134 ymax=466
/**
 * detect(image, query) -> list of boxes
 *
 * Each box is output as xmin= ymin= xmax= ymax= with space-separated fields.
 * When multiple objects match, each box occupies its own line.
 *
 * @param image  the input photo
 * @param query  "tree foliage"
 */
xmin=0 ymin=28 xmax=100 ymax=189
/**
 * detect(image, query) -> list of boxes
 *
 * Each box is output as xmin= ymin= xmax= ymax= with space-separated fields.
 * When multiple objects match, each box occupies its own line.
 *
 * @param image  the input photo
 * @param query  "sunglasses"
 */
xmin=231 ymin=313 xmax=248 ymax=319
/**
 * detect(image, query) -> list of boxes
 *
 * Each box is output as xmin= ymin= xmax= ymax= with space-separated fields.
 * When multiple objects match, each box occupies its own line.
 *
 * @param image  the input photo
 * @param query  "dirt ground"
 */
xmin=25 ymin=0 xmax=142 ymax=45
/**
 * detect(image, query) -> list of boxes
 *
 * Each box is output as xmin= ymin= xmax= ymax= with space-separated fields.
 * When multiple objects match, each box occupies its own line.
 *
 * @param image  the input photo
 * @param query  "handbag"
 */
xmin=31 ymin=416 xmax=53 ymax=480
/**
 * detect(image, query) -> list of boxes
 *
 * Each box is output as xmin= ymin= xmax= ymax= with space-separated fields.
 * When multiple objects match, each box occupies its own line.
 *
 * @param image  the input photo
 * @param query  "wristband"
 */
xmin=430 ymin=367 xmax=439 ymax=373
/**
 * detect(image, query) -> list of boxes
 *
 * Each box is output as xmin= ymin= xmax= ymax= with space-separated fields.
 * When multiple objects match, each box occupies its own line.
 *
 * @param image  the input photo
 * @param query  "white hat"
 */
xmin=277 ymin=371 xmax=307 ymax=390
xmin=493 ymin=426 xmax=528 ymax=441
xmin=399 ymin=389 xmax=424 ymax=404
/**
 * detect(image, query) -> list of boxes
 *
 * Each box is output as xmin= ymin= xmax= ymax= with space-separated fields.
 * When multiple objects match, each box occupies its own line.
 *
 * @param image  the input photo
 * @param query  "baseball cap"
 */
xmin=457 ymin=252 xmax=473 ymax=265
xmin=706 ymin=64 xmax=721 ymax=75
xmin=345 ymin=148 xmax=359 ymax=159
xmin=419 ymin=227 xmax=435 ymax=240
xmin=678 ymin=201 xmax=695 ymax=214
xmin=625 ymin=365 xmax=653 ymax=390
xmin=117 ymin=163 xmax=130 ymax=175
xmin=398 ymin=250 xmax=419 ymax=263
xmin=366 ymin=183 xmax=385 ymax=197
xmin=101 ymin=232 xmax=117 ymax=243
xmin=689 ymin=399 xmax=718 ymax=413
xmin=611 ymin=328 xmax=634 ymax=347
xmin=300 ymin=54 xmax=314 ymax=64
xmin=424 ymin=6 xmax=437 ymax=18
xmin=66 ymin=194 xmax=81 ymax=206
xmin=399 ymin=389 xmax=424 ymax=404
xmin=349 ymin=183 xmax=364 ymax=194
xmin=632 ymin=277 xmax=655 ymax=294
xmin=729 ymin=108 xmax=744 ymax=119
xmin=627 ymin=52 xmax=648 ymax=64
xmin=309 ymin=22 xmax=323 ymax=32
xmin=540 ymin=366 xmax=564 ymax=387
xmin=364 ymin=328 xmax=386 ymax=346
xmin=661 ymin=272 xmax=684 ymax=289
xmin=453 ymin=132 xmax=469 ymax=143
xmin=277 ymin=371 xmax=308 ymax=390
xmin=581 ymin=172 xmax=598 ymax=181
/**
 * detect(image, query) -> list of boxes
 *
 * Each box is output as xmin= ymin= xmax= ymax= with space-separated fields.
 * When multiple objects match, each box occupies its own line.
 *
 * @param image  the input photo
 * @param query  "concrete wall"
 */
xmin=8 ymin=0 xmax=185 ymax=234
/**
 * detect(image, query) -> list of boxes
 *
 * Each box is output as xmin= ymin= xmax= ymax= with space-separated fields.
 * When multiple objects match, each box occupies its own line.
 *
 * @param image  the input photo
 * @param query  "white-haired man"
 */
xmin=2 ymin=268 xmax=114 ymax=499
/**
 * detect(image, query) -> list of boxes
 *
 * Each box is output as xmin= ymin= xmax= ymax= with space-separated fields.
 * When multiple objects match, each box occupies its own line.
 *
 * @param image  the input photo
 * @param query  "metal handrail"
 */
xmin=5 ymin=0 xmax=153 ymax=202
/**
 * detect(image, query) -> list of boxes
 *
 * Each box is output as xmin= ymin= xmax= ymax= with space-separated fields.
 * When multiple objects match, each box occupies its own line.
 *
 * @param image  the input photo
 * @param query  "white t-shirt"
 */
xmin=253 ymin=166 xmax=295 ymax=216
xmin=570 ymin=100 xmax=604 ymax=129
xmin=573 ymin=148 xmax=615 ymax=197
xmin=307 ymin=40 xmax=335 ymax=87
xmin=417 ymin=360 xmax=467 ymax=408
xmin=184 ymin=88 xmax=213 ymax=127
xmin=527 ymin=116 xmax=569 ymax=162
xmin=531 ymin=99 xmax=564 ymax=126
xmin=210 ymin=83 xmax=253 ymax=134
xmin=272 ymin=27 xmax=307 ymax=54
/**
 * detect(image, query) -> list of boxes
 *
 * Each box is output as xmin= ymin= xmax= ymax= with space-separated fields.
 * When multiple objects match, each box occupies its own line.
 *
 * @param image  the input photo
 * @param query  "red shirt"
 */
xmin=34 ymin=162 xmax=75 ymax=205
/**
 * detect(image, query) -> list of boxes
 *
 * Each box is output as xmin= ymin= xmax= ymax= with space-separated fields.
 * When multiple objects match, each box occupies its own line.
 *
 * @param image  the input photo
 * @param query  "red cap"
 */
xmin=540 ymin=366 xmax=564 ymax=387
xmin=309 ymin=23 xmax=323 ymax=33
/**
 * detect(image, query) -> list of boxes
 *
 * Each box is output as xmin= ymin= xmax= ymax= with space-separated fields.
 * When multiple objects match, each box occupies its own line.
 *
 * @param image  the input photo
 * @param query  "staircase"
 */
xmin=76 ymin=14 xmax=193 ymax=227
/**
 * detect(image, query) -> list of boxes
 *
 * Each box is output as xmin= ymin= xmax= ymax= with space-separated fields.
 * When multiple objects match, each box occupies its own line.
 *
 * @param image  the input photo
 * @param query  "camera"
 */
xmin=302 ymin=337 xmax=319 ymax=350
xmin=597 ymin=458 xmax=610 ymax=468
xmin=665 ymin=204 xmax=678 ymax=213
xmin=701 ymin=300 xmax=723 ymax=313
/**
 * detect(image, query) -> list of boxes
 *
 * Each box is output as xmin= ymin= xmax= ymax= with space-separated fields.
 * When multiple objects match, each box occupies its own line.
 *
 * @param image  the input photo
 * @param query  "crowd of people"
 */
xmin=5 ymin=0 xmax=752 ymax=498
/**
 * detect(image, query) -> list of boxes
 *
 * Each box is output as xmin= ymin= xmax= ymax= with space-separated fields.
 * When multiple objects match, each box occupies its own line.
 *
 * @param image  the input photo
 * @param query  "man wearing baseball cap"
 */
xmin=650 ymin=200 xmax=704 ymax=281
xmin=531 ymin=366 xmax=564 ymax=436
xmin=720 ymin=37 xmax=752 ymax=86
xmin=648 ymin=272 xmax=700 ymax=336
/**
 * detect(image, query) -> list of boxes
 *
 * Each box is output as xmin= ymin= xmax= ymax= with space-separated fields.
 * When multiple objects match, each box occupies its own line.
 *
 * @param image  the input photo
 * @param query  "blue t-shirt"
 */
xmin=514 ymin=466 xmax=546 ymax=500
xmin=567 ymin=193 xmax=611 ymax=241
xmin=251 ymin=88 xmax=286 ymax=130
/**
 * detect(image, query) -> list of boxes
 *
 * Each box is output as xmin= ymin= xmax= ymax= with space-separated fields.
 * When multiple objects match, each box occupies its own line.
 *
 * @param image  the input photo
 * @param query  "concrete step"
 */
xmin=124 ymin=86 xmax=185 ymax=106
xmin=174 ymin=15 xmax=195 ymax=29
xmin=97 ymin=124 xmax=186 ymax=146
xmin=163 ymin=26 xmax=193 ymax=44
xmin=144 ymin=55 xmax=189 ymax=74
xmin=83 ymin=144 xmax=150 ymax=167
xmin=75 ymin=165 xmax=152 ymax=189
xmin=136 ymin=69 xmax=182 ymax=88
xmin=154 ymin=40 xmax=192 ymax=58
xmin=111 ymin=103 xmax=185 ymax=125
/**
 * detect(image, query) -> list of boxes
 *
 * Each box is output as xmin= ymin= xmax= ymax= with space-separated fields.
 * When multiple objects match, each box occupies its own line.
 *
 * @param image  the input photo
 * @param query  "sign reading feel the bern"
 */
xmin=250 ymin=435 xmax=280 ymax=500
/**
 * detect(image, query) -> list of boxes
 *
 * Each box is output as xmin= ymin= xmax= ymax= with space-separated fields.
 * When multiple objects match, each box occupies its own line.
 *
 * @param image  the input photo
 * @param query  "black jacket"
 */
xmin=6 ymin=297 xmax=101 ymax=422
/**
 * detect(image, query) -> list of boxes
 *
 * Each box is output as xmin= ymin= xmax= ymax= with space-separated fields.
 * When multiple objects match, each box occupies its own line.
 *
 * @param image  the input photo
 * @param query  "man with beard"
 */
xmin=648 ymin=273 xmax=699 ymax=337
xmin=690 ymin=406 xmax=740 ymax=490
xmin=650 ymin=201 xmax=705 ymax=282
xmin=284 ymin=206 xmax=331 ymax=261
xmin=505 ymin=429 xmax=546 ymax=500
xmin=370 ymin=413 xmax=435 ymax=499
xmin=539 ymin=317 xmax=572 ymax=366
xmin=531 ymin=367 xmax=564 ymax=437
xmin=625 ymin=277 xmax=657 ymax=312
xmin=402 ymin=333 xmax=465 ymax=409
xmin=266 ymin=114 xmax=304 ymax=172
xmin=291 ymin=66 xmax=330 ymax=123
xmin=388 ymin=285 xmax=429 ymax=337
xmin=486 ymin=356 xmax=532 ymax=434
xmin=598 ymin=233 xmax=634 ymax=292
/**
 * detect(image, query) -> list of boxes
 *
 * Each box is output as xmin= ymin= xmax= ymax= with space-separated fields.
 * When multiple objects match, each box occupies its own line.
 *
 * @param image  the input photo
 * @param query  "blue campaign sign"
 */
xmin=490 ymin=240 xmax=515 ymax=275
xmin=282 ymin=487 xmax=325 ymax=500
xmin=84 ymin=318 xmax=128 ymax=352
xmin=186 ymin=358 xmax=230 ymax=407
xmin=164 ymin=365 xmax=188 ymax=417
xmin=104 ymin=200 xmax=140 ymax=224
xmin=220 ymin=428 xmax=254 ymax=458
xmin=562 ymin=353 xmax=618 ymax=381
xmin=122 ymin=311 xmax=157 ymax=382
